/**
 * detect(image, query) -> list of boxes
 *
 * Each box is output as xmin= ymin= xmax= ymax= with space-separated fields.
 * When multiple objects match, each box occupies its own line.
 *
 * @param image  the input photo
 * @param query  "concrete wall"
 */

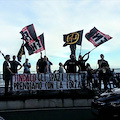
xmin=0 ymin=99 xmax=92 ymax=111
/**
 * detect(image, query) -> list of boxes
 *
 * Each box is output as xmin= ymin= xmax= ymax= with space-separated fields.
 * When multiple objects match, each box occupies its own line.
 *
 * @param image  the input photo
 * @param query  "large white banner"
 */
xmin=12 ymin=73 xmax=87 ymax=91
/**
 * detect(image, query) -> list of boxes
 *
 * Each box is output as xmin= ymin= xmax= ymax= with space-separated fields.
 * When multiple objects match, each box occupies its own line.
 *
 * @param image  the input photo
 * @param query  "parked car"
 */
xmin=0 ymin=116 xmax=5 ymax=120
xmin=91 ymin=88 xmax=120 ymax=117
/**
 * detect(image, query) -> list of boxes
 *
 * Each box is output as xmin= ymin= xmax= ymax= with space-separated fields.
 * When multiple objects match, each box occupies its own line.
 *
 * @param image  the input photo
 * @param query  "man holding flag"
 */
xmin=85 ymin=27 xmax=112 ymax=90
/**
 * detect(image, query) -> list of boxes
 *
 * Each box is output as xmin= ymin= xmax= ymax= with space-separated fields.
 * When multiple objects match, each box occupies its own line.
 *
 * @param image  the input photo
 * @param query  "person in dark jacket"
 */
xmin=64 ymin=54 xmax=80 ymax=73
xmin=3 ymin=55 xmax=14 ymax=95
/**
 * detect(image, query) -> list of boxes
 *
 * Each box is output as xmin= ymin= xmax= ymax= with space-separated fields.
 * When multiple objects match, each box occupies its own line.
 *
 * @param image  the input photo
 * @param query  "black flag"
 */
xmin=63 ymin=30 xmax=83 ymax=47
xmin=24 ymin=42 xmax=34 ymax=55
xmin=24 ymin=33 xmax=45 ymax=55
xmin=20 ymin=24 xmax=38 ymax=42
xmin=85 ymin=27 xmax=112 ymax=47
xmin=17 ymin=43 xmax=25 ymax=62
xmin=38 ymin=33 xmax=45 ymax=50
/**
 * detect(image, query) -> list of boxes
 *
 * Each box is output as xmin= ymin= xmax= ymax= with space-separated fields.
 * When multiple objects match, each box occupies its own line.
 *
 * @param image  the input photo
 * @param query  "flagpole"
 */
xmin=24 ymin=51 xmax=26 ymax=60
xmin=79 ymin=30 xmax=84 ymax=55
xmin=0 ymin=51 xmax=5 ymax=59
xmin=40 ymin=51 xmax=42 ymax=58
xmin=88 ymin=47 xmax=97 ymax=53
xmin=23 ymin=41 xmax=26 ymax=60
xmin=43 ymin=33 xmax=46 ymax=56
xmin=80 ymin=44 xmax=82 ymax=55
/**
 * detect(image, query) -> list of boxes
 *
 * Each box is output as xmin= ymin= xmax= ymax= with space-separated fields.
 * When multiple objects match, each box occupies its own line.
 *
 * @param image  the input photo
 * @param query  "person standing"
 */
xmin=78 ymin=52 xmax=90 ymax=72
xmin=36 ymin=53 xmax=47 ymax=74
xmin=36 ymin=52 xmax=44 ymax=73
xmin=58 ymin=62 xmax=65 ymax=73
xmin=42 ymin=56 xmax=53 ymax=74
xmin=10 ymin=55 xmax=22 ymax=73
xmin=43 ymin=56 xmax=48 ymax=73
xmin=23 ymin=58 xmax=31 ymax=74
xmin=98 ymin=54 xmax=110 ymax=90
xmin=64 ymin=54 xmax=80 ymax=73
xmin=3 ymin=55 xmax=14 ymax=95
xmin=78 ymin=52 xmax=90 ymax=88
xmin=10 ymin=55 xmax=22 ymax=90
xmin=86 ymin=63 xmax=93 ymax=87
xmin=46 ymin=57 xmax=53 ymax=73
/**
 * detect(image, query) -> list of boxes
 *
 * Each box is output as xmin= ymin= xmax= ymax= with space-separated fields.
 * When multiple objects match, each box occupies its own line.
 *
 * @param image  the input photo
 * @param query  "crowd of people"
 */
xmin=2 ymin=51 xmax=118 ymax=95
xmin=2 ymin=52 xmax=54 ymax=95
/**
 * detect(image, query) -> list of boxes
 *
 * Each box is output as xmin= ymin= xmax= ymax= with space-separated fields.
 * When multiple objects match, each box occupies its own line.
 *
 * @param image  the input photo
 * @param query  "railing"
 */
xmin=0 ymin=74 xmax=4 ymax=87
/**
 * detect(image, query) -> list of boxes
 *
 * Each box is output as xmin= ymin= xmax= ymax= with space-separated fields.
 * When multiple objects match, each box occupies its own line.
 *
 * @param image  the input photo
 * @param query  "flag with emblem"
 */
xmin=63 ymin=30 xmax=83 ymax=47
xmin=20 ymin=24 xmax=38 ymax=42
xmin=17 ymin=42 xmax=25 ymax=62
xmin=85 ymin=27 xmax=112 ymax=47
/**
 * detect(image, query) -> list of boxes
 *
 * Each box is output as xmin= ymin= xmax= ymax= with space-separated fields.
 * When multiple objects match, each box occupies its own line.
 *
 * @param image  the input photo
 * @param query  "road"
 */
xmin=0 ymin=107 xmax=120 ymax=120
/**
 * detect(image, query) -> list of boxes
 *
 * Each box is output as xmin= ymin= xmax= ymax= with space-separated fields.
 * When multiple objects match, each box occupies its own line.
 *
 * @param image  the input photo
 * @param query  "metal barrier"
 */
xmin=0 ymin=74 xmax=3 ymax=79
xmin=0 ymin=74 xmax=4 ymax=87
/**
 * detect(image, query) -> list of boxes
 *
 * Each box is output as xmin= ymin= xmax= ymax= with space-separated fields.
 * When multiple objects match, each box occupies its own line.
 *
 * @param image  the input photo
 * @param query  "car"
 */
xmin=0 ymin=116 xmax=5 ymax=120
xmin=91 ymin=88 xmax=120 ymax=117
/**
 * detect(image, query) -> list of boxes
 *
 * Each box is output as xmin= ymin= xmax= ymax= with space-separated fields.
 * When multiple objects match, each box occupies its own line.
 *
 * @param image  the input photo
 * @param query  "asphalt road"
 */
xmin=0 ymin=107 xmax=120 ymax=120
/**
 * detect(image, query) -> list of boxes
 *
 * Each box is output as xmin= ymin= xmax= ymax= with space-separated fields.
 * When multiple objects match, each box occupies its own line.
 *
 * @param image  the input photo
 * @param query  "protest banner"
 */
xmin=12 ymin=73 xmax=87 ymax=91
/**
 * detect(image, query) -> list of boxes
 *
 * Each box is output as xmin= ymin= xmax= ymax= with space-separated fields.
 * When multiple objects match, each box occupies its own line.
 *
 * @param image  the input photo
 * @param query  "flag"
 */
xmin=38 ymin=33 xmax=45 ymax=50
xmin=85 ymin=27 xmax=112 ymax=47
xmin=24 ymin=42 xmax=34 ymax=55
xmin=17 ymin=43 xmax=25 ymax=62
xmin=63 ymin=30 xmax=83 ymax=47
xmin=24 ymin=33 xmax=45 ymax=55
xmin=20 ymin=24 xmax=38 ymax=42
